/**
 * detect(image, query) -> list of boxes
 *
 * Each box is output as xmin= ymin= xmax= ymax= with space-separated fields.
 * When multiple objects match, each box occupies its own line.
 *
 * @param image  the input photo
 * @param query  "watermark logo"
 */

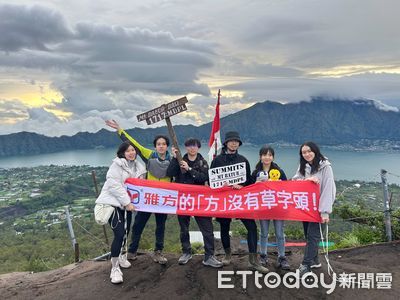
xmin=218 ymin=271 xmax=392 ymax=294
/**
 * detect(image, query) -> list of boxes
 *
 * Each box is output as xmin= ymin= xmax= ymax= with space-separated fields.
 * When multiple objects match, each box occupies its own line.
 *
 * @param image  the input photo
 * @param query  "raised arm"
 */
xmin=105 ymin=119 xmax=153 ymax=160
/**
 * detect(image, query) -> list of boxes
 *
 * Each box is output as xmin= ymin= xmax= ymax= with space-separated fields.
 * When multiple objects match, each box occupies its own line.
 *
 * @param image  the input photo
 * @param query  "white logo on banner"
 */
xmin=208 ymin=162 xmax=246 ymax=189
xmin=127 ymin=185 xmax=178 ymax=214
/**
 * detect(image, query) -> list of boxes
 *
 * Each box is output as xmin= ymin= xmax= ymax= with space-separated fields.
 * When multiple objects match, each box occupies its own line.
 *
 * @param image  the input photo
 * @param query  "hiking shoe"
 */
xmin=311 ymin=258 xmax=321 ymax=269
xmin=202 ymin=256 xmax=223 ymax=268
xmin=260 ymin=254 xmax=268 ymax=266
xmin=278 ymin=256 xmax=290 ymax=270
xmin=153 ymin=250 xmax=168 ymax=265
xmin=222 ymin=248 xmax=232 ymax=266
xmin=178 ymin=253 xmax=192 ymax=265
xmin=298 ymin=264 xmax=312 ymax=277
xmin=110 ymin=266 xmax=123 ymax=284
xmin=248 ymin=253 xmax=269 ymax=274
xmin=127 ymin=252 xmax=137 ymax=261
xmin=118 ymin=253 xmax=131 ymax=269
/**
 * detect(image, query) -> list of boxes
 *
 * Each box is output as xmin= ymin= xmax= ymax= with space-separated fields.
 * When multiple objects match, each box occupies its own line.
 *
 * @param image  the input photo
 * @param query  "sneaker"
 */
xmin=153 ymin=250 xmax=168 ymax=265
xmin=127 ymin=252 xmax=137 ymax=261
xmin=222 ymin=254 xmax=231 ymax=266
xmin=259 ymin=254 xmax=268 ymax=266
xmin=298 ymin=264 xmax=312 ymax=277
xmin=202 ymin=256 xmax=223 ymax=268
xmin=278 ymin=256 xmax=290 ymax=270
xmin=178 ymin=253 xmax=192 ymax=265
xmin=110 ymin=266 xmax=123 ymax=284
xmin=311 ymin=258 xmax=321 ymax=269
xmin=118 ymin=254 xmax=131 ymax=269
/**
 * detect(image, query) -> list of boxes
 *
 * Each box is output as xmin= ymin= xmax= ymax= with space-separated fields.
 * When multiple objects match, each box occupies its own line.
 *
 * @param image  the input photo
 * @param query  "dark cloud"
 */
xmin=57 ymin=88 xmax=117 ymax=115
xmin=27 ymin=107 xmax=60 ymax=122
xmin=223 ymin=72 xmax=400 ymax=105
xmin=0 ymin=99 xmax=28 ymax=120
xmin=200 ymin=0 xmax=397 ymax=71
xmin=0 ymin=4 xmax=73 ymax=52
xmin=74 ymin=22 xmax=215 ymax=54
xmin=215 ymin=59 xmax=303 ymax=78
xmin=0 ymin=4 xmax=215 ymax=99
xmin=0 ymin=49 xmax=79 ymax=70
xmin=61 ymin=23 xmax=215 ymax=94
xmin=1 ymin=1 xmax=400 ymax=136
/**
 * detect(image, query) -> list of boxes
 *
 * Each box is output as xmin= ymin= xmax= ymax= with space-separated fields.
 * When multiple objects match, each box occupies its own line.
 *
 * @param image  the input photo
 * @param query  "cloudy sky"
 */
xmin=0 ymin=0 xmax=399 ymax=136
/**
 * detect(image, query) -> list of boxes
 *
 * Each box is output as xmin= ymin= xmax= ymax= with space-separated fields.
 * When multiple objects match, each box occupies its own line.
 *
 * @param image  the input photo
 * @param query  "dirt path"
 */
xmin=1 ymin=241 xmax=399 ymax=300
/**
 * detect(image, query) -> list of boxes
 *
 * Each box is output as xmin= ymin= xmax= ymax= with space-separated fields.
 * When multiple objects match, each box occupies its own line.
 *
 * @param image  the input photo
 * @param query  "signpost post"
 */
xmin=136 ymin=96 xmax=188 ymax=163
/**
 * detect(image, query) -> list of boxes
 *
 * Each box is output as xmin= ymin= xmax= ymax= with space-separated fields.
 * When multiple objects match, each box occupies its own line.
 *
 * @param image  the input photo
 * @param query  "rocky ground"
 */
xmin=1 ymin=239 xmax=399 ymax=300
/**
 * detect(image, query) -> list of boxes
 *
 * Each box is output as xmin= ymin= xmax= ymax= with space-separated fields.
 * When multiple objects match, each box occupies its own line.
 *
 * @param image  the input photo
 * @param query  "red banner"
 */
xmin=125 ymin=178 xmax=322 ymax=222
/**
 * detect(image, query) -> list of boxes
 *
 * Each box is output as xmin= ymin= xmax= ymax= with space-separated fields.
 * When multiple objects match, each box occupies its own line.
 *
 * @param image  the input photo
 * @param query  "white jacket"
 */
xmin=95 ymin=157 xmax=146 ymax=208
xmin=292 ymin=159 xmax=336 ymax=214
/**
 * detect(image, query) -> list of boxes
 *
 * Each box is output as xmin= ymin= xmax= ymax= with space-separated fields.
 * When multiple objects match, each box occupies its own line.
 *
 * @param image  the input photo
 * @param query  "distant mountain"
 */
xmin=215 ymin=98 xmax=400 ymax=145
xmin=1 ymin=98 xmax=399 ymax=157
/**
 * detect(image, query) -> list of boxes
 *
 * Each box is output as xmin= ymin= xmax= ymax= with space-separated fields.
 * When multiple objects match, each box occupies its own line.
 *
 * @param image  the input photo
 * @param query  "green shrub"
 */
xmin=336 ymin=232 xmax=361 ymax=248
xmin=233 ymin=225 xmax=248 ymax=238
xmin=353 ymin=226 xmax=382 ymax=244
xmin=391 ymin=209 xmax=400 ymax=240
xmin=191 ymin=242 xmax=205 ymax=254
xmin=284 ymin=225 xmax=304 ymax=240
xmin=27 ymin=258 xmax=49 ymax=273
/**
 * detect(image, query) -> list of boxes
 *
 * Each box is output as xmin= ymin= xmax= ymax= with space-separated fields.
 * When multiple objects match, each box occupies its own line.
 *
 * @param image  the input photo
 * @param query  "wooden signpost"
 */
xmin=136 ymin=96 xmax=188 ymax=163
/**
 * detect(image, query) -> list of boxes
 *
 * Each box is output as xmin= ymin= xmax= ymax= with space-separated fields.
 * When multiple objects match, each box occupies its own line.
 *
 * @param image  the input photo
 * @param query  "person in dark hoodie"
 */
xmin=167 ymin=138 xmax=223 ymax=268
xmin=292 ymin=141 xmax=336 ymax=277
xmin=210 ymin=131 xmax=268 ymax=273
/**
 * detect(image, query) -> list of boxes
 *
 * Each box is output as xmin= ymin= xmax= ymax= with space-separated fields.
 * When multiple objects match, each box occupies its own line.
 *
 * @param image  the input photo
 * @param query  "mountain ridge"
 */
xmin=1 ymin=98 xmax=399 ymax=157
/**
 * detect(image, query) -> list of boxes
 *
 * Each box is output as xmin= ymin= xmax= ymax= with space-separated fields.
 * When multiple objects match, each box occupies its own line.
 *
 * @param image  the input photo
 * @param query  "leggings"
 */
xmin=109 ymin=207 xmax=132 ymax=257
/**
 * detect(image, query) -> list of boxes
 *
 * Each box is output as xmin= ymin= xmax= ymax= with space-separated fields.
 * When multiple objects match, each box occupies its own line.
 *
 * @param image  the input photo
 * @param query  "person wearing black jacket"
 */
xmin=210 ymin=131 xmax=268 ymax=273
xmin=167 ymin=138 xmax=223 ymax=268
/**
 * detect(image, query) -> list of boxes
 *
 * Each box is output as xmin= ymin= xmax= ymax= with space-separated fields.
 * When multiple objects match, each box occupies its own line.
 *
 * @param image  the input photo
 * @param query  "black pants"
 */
xmin=217 ymin=217 xmax=258 ymax=253
xmin=109 ymin=207 xmax=132 ymax=257
xmin=178 ymin=215 xmax=214 ymax=259
xmin=128 ymin=211 xmax=167 ymax=253
xmin=303 ymin=221 xmax=309 ymax=239
xmin=302 ymin=221 xmax=322 ymax=266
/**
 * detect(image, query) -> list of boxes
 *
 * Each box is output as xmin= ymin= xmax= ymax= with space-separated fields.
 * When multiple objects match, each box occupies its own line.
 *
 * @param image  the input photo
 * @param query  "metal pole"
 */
xmin=65 ymin=206 xmax=80 ymax=261
xmin=74 ymin=243 xmax=80 ymax=263
xmin=380 ymin=169 xmax=392 ymax=242
xmin=93 ymin=252 xmax=111 ymax=261
xmin=213 ymin=89 xmax=221 ymax=160
xmin=91 ymin=170 xmax=100 ymax=196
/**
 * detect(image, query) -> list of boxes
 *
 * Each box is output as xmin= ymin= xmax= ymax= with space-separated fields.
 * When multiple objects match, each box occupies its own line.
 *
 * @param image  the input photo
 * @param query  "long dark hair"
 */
xmin=299 ymin=141 xmax=326 ymax=176
xmin=251 ymin=145 xmax=280 ymax=177
xmin=117 ymin=141 xmax=136 ymax=159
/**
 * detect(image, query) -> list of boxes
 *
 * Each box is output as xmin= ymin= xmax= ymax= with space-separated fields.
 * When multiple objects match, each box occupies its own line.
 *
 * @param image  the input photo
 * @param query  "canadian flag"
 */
xmin=208 ymin=90 xmax=222 ymax=163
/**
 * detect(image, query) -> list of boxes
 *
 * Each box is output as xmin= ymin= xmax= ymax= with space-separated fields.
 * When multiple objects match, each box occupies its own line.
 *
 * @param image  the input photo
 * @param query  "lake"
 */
xmin=1 ymin=145 xmax=399 ymax=185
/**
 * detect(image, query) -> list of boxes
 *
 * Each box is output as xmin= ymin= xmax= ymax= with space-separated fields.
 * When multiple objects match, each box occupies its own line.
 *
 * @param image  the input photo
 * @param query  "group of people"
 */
xmin=95 ymin=119 xmax=336 ymax=284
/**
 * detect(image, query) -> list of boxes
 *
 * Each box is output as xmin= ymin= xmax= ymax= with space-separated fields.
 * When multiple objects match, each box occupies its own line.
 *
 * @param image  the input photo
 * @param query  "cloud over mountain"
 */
xmin=0 ymin=1 xmax=400 ymax=136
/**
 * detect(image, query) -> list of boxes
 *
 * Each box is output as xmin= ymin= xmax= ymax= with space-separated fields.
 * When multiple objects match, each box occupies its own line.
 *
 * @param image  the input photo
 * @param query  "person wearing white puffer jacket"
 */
xmin=96 ymin=141 xmax=146 ymax=284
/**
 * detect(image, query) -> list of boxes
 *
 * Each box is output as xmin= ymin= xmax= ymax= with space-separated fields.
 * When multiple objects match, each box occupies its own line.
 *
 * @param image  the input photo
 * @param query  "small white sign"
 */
xmin=126 ymin=185 xmax=178 ymax=214
xmin=208 ymin=162 xmax=247 ymax=189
